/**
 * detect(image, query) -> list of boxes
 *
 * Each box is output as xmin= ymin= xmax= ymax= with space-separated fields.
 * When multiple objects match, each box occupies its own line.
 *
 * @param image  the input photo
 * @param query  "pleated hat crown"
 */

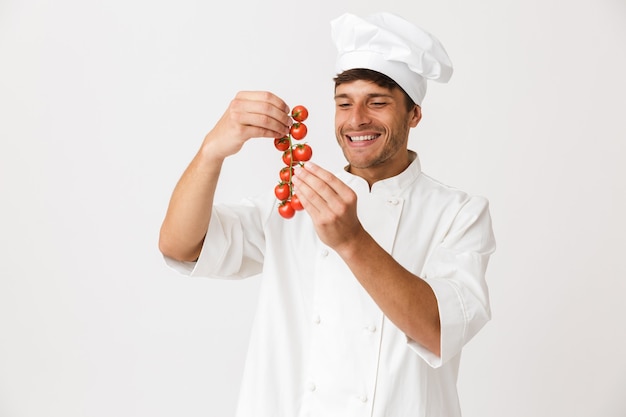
xmin=331 ymin=12 xmax=453 ymax=105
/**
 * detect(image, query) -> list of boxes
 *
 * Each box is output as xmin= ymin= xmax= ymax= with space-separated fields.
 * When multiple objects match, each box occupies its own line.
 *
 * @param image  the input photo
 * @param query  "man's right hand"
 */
xmin=202 ymin=91 xmax=292 ymax=160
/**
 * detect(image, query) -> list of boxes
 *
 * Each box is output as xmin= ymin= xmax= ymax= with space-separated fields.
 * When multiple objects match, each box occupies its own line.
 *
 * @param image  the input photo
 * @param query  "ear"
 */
xmin=409 ymin=105 xmax=422 ymax=128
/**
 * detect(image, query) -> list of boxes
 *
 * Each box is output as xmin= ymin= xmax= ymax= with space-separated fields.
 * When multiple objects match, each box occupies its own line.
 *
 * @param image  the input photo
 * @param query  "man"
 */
xmin=159 ymin=12 xmax=495 ymax=417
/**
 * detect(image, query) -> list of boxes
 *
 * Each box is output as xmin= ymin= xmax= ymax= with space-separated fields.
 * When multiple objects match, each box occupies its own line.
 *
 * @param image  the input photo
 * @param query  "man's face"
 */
xmin=334 ymin=80 xmax=421 ymax=182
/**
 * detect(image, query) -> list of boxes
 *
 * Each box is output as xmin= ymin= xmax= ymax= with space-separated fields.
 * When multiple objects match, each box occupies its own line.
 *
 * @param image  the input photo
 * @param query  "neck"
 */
xmin=347 ymin=150 xmax=413 ymax=189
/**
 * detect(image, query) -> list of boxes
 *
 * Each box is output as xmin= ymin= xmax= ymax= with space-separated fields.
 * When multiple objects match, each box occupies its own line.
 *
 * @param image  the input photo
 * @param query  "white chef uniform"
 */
xmin=165 ymin=152 xmax=495 ymax=417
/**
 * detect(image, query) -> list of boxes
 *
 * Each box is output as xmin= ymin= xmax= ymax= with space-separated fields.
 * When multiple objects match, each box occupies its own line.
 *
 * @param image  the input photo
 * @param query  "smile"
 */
xmin=349 ymin=134 xmax=379 ymax=142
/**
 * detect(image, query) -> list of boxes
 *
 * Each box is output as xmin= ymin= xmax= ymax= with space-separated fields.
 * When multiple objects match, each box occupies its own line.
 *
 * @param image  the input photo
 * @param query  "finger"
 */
xmin=228 ymin=98 xmax=291 ymax=138
xmin=292 ymin=163 xmax=349 ymax=217
xmin=235 ymin=111 xmax=291 ymax=138
xmin=291 ymin=171 xmax=324 ymax=217
xmin=235 ymin=91 xmax=291 ymax=115
xmin=233 ymin=91 xmax=292 ymax=129
xmin=296 ymin=162 xmax=353 ymax=205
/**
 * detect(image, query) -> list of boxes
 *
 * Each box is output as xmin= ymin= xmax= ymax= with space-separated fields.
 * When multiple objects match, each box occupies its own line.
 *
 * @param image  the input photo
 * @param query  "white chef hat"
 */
xmin=331 ymin=12 xmax=453 ymax=106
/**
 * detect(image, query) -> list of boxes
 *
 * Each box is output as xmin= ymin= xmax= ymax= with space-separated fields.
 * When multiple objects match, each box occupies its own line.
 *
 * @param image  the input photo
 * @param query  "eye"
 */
xmin=336 ymin=102 xmax=352 ymax=108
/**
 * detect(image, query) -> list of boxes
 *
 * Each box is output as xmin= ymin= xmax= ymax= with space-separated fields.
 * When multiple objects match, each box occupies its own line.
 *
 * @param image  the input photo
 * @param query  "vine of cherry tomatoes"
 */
xmin=274 ymin=105 xmax=312 ymax=219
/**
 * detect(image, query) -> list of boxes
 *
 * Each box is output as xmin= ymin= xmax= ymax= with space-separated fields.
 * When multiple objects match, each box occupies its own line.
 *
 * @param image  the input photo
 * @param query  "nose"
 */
xmin=348 ymin=104 xmax=371 ymax=127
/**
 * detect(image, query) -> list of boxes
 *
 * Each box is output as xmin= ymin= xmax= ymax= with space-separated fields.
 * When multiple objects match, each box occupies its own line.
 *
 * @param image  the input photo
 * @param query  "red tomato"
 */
xmin=274 ymin=137 xmax=290 ymax=151
xmin=282 ymin=149 xmax=298 ymax=166
xmin=290 ymin=123 xmax=307 ymax=140
xmin=278 ymin=201 xmax=295 ymax=219
xmin=290 ymin=194 xmax=304 ymax=211
xmin=274 ymin=183 xmax=291 ymax=201
xmin=292 ymin=144 xmax=313 ymax=162
xmin=279 ymin=166 xmax=294 ymax=182
xmin=291 ymin=105 xmax=308 ymax=122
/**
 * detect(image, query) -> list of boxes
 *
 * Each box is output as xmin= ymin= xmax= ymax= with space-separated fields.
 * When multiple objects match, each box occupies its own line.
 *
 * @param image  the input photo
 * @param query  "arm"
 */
xmin=159 ymin=91 xmax=291 ymax=262
xmin=340 ymin=228 xmax=441 ymax=356
xmin=292 ymin=162 xmax=441 ymax=356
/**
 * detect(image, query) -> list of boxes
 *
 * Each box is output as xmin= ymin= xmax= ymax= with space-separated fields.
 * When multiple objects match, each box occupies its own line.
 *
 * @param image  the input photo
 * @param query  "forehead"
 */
xmin=334 ymin=79 xmax=397 ymax=99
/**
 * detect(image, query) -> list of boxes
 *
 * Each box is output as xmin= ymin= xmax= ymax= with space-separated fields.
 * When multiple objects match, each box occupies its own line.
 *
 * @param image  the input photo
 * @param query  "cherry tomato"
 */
xmin=291 ymin=105 xmax=308 ymax=122
xmin=279 ymin=166 xmax=294 ymax=182
xmin=278 ymin=201 xmax=295 ymax=219
xmin=274 ymin=183 xmax=291 ymax=201
xmin=292 ymin=144 xmax=313 ymax=162
xmin=290 ymin=194 xmax=304 ymax=211
xmin=274 ymin=137 xmax=290 ymax=151
xmin=290 ymin=122 xmax=307 ymax=140
xmin=282 ymin=149 xmax=298 ymax=166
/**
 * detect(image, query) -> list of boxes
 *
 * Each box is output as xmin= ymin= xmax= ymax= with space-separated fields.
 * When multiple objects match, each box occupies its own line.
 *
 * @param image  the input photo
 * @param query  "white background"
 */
xmin=1 ymin=0 xmax=625 ymax=416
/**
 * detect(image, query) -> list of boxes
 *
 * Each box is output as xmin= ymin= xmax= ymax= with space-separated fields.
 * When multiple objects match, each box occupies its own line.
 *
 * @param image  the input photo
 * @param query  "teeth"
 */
xmin=350 ymin=135 xmax=377 ymax=142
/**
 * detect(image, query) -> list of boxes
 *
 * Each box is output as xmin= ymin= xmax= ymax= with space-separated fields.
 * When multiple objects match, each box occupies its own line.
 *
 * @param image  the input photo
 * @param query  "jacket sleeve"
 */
xmin=163 ymin=197 xmax=268 ymax=279
xmin=408 ymin=195 xmax=496 ymax=368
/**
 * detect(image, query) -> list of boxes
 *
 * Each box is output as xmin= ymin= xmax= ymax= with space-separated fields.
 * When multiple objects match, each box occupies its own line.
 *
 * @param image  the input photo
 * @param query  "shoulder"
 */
xmin=414 ymin=172 xmax=491 ymax=217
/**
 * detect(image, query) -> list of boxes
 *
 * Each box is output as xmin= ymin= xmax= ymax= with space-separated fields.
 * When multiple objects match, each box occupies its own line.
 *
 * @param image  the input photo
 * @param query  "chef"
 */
xmin=159 ymin=11 xmax=496 ymax=417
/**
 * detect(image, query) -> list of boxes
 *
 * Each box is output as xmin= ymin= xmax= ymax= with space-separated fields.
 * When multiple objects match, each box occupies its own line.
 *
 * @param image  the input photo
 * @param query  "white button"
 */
xmin=307 ymin=382 xmax=316 ymax=392
xmin=356 ymin=394 xmax=368 ymax=403
xmin=321 ymin=249 xmax=329 ymax=257
xmin=366 ymin=325 xmax=377 ymax=332
xmin=313 ymin=314 xmax=321 ymax=324
xmin=387 ymin=198 xmax=399 ymax=205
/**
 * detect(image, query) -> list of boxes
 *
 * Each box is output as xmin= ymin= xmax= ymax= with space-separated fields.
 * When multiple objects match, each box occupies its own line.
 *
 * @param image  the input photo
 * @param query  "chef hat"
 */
xmin=331 ymin=12 xmax=453 ymax=106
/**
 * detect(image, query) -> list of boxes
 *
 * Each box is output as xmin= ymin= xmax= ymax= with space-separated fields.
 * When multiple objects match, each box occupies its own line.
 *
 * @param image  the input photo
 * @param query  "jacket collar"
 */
xmin=338 ymin=150 xmax=422 ymax=195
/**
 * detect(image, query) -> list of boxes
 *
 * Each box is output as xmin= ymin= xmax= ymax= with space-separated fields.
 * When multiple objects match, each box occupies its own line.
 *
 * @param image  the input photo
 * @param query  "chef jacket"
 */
xmin=165 ymin=151 xmax=496 ymax=417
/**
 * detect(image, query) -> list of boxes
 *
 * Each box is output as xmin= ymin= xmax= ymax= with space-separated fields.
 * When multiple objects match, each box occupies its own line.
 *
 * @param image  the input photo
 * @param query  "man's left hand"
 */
xmin=292 ymin=162 xmax=366 ymax=255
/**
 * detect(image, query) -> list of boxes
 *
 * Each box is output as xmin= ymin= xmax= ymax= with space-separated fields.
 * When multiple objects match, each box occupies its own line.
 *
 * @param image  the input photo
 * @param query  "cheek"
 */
xmin=334 ymin=116 xmax=345 ymax=135
xmin=334 ymin=112 xmax=343 ymax=127
xmin=334 ymin=129 xmax=344 ymax=145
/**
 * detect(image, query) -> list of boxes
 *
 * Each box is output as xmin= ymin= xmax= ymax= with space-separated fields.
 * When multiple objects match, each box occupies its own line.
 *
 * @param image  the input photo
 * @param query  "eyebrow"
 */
xmin=334 ymin=92 xmax=395 ymax=100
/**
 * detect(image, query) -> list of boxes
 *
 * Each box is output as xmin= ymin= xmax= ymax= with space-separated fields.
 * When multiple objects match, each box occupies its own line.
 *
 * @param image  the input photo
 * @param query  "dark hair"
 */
xmin=333 ymin=68 xmax=417 ymax=111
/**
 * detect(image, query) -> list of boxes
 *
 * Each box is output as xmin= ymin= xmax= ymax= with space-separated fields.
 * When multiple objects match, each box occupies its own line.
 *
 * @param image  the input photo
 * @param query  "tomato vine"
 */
xmin=273 ymin=105 xmax=312 ymax=219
